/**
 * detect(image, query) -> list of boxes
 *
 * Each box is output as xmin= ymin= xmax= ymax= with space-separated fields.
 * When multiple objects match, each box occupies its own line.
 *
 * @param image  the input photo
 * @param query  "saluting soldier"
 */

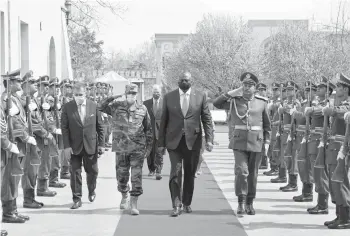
xmin=322 ymin=73 xmax=350 ymax=229
xmin=293 ymin=81 xmax=317 ymax=202
xmin=264 ymin=82 xmax=282 ymax=176
xmin=306 ymin=77 xmax=335 ymax=214
xmin=213 ymin=72 xmax=271 ymax=215
xmin=256 ymin=82 xmax=268 ymax=169
xmin=1 ymin=69 xmax=32 ymax=223
xmin=271 ymin=81 xmax=300 ymax=193
xmin=99 ymin=83 xmax=153 ymax=215
xmin=47 ymin=78 xmax=66 ymax=189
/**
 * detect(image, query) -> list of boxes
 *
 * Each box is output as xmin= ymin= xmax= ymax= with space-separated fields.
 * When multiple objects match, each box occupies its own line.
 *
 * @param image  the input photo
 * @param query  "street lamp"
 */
xmin=61 ymin=0 xmax=72 ymax=26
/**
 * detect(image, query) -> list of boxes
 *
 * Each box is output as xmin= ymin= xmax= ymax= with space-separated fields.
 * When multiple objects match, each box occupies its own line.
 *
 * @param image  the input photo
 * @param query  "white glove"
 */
xmin=9 ymin=143 xmax=20 ymax=154
xmin=27 ymin=136 xmax=37 ymax=146
xmin=9 ymin=105 xmax=20 ymax=116
xmin=28 ymin=102 xmax=37 ymax=111
xmin=54 ymin=128 xmax=62 ymax=135
xmin=47 ymin=133 xmax=54 ymax=139
xmin=287 ymin=135 xmax=292 ymax=142
xmin=337 ymin=148 xmax=345 ymax=160
xmin=102 ymin=113 xmax=108 ymax=117
xmin=301 ymin=137 xmax=306 ymax=144
xmin=56 ymin=103 xmax=61 ymax=110
xmin=276 ymin=132 xmax=280 ymax=137
xmin=289 ymin=107 xmax=297 ymax=116
xmin=318 ymin=141 xmax=324 ymax=148
xmin=42 ymin=102 xmax=50 ymax=110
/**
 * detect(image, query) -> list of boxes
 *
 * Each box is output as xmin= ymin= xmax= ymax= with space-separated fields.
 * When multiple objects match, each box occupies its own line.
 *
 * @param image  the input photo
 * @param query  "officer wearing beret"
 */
xmin=1 ymin=69 xmax=32 ymax=224
xmin=99 ymin=83 xmax=153 ymax=215
xmin=306 ymin=76 xmax=335 ymax=215
xmin=264 ymin=82 xmax=282 ymax=176
xmin=213 ymin=72 xmax=271 ymax=215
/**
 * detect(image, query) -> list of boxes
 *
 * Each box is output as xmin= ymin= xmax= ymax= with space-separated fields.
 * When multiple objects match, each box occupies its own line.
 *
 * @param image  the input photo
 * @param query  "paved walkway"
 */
xmin=3 ymin=126 xmax=348 ymax=235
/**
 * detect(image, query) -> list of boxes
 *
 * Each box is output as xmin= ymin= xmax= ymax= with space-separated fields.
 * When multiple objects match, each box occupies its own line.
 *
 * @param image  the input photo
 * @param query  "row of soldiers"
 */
xmin=0 ymin=69 xmax=113 ymax=236
xmin=254 ymin=74 xmax=350 ymax=229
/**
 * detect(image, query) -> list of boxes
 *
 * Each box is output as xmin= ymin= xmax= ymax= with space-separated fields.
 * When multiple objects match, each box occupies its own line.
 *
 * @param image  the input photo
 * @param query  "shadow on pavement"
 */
xmin=233 ymin=221 xmax=327 ymax=230
xmin=20 ymin=207 xmax=120 ymax=216
xmin=134 ymin=208 xmax=235 ymax=216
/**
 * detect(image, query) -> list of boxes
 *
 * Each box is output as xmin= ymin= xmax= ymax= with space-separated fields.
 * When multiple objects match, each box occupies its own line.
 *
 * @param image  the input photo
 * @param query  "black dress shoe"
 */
xmin=281 ymin=185 xmax=298 ymax=192
xmin=236 ymin=203 xmax=245 ymax=215
xmin=263 ymin=169 xmax=278 ymax=176
xmin=170 ymin=207 xmax=182 ymax=217
xmin=308 ymin=205 xmax=328 ymax=214
xmin=324 ymin=217 xmax=339 ymax=226
xmin=271 ymin=177 xmax=287 ymax=183
xmin=245 ymin=204 xmax=256 ymax=215
xmin=293 ymin=194 xmax=313 ymax=202
xmin=49 ymin=181 xmax=66 ymax=188
xmin=183 ymin=206 xmax=192 ymax=213
xmin=23 ymin=200 xmax=43 ymax=209
xmin=37 ymin=189 xmax=57 ymax=197
xmin=1 ymin=229 xmax=8 ymax=236
xmin=71 ymin=201 xmax=82 ymax=209
xmin=88 ymin=193 xmax=96 ymax=202
xmin=15 ymin=212 xmax=29 ymax=221
xmin=156 ymin=173 xmax=162 ymax=180
xmin=2 ymin=214 xmax=26 ymax=223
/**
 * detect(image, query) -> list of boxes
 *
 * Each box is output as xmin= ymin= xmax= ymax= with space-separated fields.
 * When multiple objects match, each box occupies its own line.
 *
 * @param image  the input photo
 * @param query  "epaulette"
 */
xmin=255 ymin=95 xmax=268 ymax=102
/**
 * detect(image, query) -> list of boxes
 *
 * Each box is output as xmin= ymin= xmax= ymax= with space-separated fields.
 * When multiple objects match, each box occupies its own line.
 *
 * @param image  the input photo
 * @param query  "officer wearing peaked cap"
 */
xmin=213 ymin=72 xmax=271 ymax=215
xmin=256 ymin=83 xmax=267 ymax=98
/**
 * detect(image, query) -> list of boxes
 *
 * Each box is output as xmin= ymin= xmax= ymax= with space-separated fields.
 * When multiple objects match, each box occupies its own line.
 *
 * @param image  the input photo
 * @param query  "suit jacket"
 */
xmin=144 ymin=98 xmax=163 ymax=140
xmin=158 ymin=88 xmax=213 ymax=151
xmin=61 ymin=99 xmax=104 ymax=155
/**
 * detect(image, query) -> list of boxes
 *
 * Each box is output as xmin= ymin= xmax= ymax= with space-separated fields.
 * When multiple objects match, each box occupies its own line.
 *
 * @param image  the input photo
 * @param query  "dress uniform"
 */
xmin=36 ymin=76 xmax=58 ymax=197
xmin=272 ymin=81 xmax=300 ymax=192
xmin=264 ymin=82 xmax=282 ymax=176
xmin=99 ymin=83 xmax=153 ymax=215
xmin=256 ymin=83 xmax=269 ymax=169
xmin=1 ymin=69 xmax=31 ymax=223
xmin=307 ymin=77 xmax=335 ymax=214
xmin=213 ymin=72 xmax=271 ymax=215
xmin=323 ymin=73 xmax=350 ymax=229
xmin=293 ymin=81 xmax=317 ymax=202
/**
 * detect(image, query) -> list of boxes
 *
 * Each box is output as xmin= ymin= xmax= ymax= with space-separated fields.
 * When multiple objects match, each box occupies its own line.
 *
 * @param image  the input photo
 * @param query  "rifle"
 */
xmin=53 ymin=78 xmax=63 ymax=150
xmin=273 ymin=83 xmax=284 ymax=153
xmin=39 ymin=77 xmax=51 ymax=147
xmin=284 ymin=83 xmax=297 ymax=157
xmin=4 ymin=71 xmax=24 ymax=176
xmin=24 ymin=71 xmax=41 ymax=166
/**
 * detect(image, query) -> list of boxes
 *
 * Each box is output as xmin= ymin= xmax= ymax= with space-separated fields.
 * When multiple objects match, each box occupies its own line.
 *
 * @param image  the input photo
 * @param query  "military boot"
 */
xmin=293 ymin=183 xmax=313 ymax=202
xmin=245 ymin=197 xmax=256 ymax=215
xmin=23 ymin=189 xmax=43 ymax=209
xmin=130 ymin=196 xmax=139 ymax=215
xmin=1 ymin=229 xmax=8 ymax=236
xmin=120 ymin=193 xmax=129 ymax=210
xmin=49 ymin=170 xmax=66 ymax=188
xmin=1 ymin=200 xmax=25 ymax=224
xmin=308 ymin=194 xmax=329 ymax=214
xmin=60 ymin=166 xmax=70 ymax=179
xmin=11 ymin=199 xmax=29 ymax=221
xmin=37 ymin=179 xmax=57 ymax=197
xmin=328 ymin=206 xmax=350 ymax=229
xmin=236 ymin=195 xmax=245 ymax=215
xmin=263 ymin=165 xmax=279 ymax=176
xmin=281 ymin=174 xmax=298 ymax=192
xmin=271 ymin=168 xmax=287 ymax=183
xmin=324 ymin=205 xmax=340 ymax=226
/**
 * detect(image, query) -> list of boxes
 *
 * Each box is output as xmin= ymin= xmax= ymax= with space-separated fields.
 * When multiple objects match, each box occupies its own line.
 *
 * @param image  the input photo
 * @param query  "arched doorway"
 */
xmin=49 ymin=37 xmax=56 ymax=78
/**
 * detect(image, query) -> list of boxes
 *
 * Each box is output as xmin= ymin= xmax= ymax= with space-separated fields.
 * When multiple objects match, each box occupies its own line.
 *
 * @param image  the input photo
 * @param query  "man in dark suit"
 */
xmin=143 ymin=84 xmax=165 ymax=180
xmin=158 ymin=71 xmax=214 ymax=217
xmin=61 ymin=82 xmax=104 ymax=209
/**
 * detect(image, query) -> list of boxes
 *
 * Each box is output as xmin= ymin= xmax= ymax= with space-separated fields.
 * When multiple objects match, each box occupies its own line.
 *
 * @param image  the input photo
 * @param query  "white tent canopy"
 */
xmin=95 ymin=71 xmax=130 ymax=95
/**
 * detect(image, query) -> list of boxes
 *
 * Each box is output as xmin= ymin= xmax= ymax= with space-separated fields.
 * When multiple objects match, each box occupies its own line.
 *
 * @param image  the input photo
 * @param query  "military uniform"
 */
xmin=213 ymin=72 xmax=271 ymax=215
xmin=256 ymin=83 xmax=269 ymax=169
xmin=1 ymin=69 xmax=30 ymax=224
xmin=99 ymin=83 xmax=153 ymax=215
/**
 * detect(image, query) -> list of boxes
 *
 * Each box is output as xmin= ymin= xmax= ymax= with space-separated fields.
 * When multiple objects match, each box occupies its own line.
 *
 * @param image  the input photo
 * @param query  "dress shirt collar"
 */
xmin=179 ymin=87 xmax=191 ymax=96
xmin=75 ymin=99 xmax=86 ymax=106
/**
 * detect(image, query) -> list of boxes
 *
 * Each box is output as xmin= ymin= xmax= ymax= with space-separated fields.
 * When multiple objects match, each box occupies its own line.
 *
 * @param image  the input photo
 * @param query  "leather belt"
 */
xmin=329 ymin=135 xmax=345 ymax=143
xmin=234 ymin=125 xmax=262 ymax=131
xmin=310 ymin=127 xmax=323 ymax=135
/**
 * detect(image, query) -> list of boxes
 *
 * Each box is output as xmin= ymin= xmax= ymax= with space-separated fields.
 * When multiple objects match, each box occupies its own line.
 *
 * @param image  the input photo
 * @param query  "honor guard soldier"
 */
xmin=95 ymin=82 xmax=102 ymax=103
xmin=256 ymin=82 xmax=268 ymax=169
xmin=264 ymin=82 xmax=282 ymax=176
xmin=272 ymin=81 xmax=301 ymax=193
xmin=60 ymin=79 xmax=73 ymax=105
xmin=47 ymin=78 xmax=66 ymax=189
xmin=88 ymin=82 xmax=97 ymax=102
xmin=213 ymin=72 xmax=271 ymax=215
xmin=1 ymin=69 xmax=32 ymax=224
xmin=99 ymin=83 xmax=153 ymax=215
xmin=306 ymin=77 xmax=335 ymax=215
xmin=293 ymin=81 xmax=317 ymax=202
xmin=322 ymin=73 xmax=350 ymax=229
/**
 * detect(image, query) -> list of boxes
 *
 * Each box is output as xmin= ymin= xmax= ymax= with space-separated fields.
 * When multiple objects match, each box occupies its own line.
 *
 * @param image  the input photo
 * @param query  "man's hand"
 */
xmin=42 ymin=102 xmax=50 ymax=110
xmin=28 ymin=102 xmax=37 ymax=111
xmin=337 ymin=149 xmax=345 ymax=160
xmin=54 ymin=129 xmax=62 ymax=135
xmin=205 ymin=142 xmax=213 ymax=152
xmin=27 ymin=136 xmax=37 ymax=146
xmin=9 ymin=106 xmax=19 ymax=116
xmin=9 ymin=143 xmax=20 ymax=154
xmin=158 ymin=147 xmax=165 ymax=155
xmin=98 ymin=146 xmax=104 ymax=156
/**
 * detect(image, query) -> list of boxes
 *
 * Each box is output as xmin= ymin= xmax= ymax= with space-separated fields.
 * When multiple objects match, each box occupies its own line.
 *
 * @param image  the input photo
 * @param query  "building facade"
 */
xmin=0 ymin=0 xmax=72 ymax=83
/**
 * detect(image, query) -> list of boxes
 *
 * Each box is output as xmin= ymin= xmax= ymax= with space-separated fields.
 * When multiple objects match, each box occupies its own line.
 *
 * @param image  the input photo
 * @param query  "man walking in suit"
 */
xmin=61 ymin=82 xmax=104 ymax=209
xmin=158 ymin=71 xmax=214 ymax=217
xmin=144 ymin=84 xmax=165 ymax=180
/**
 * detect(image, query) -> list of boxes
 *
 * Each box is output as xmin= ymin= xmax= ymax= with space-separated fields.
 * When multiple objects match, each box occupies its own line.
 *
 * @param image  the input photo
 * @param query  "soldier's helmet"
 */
xmin=125 ymin=83 xmax=138 ymax=94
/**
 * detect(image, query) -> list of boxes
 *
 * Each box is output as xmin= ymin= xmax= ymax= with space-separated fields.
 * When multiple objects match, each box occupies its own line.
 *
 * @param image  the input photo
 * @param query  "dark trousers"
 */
xmin=147 ymin=138 xmax=164 ymax=173
xmin=168 ymin=136 xmax=200 ymax=208
xmin=70 ymin=148 xmax=98 ymax=203
xmin=234 ymin=150 xmax=262 ymax=198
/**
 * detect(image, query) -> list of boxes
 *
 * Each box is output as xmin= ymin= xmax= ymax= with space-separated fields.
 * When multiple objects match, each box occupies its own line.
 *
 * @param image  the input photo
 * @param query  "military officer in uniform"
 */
xmin=213 ymin=72 xmax=271 ymax=215
xmin=99 ymin=83 xmax=153 ymax=215
xmin=307 ymin=77 xmax=335 ymax=214
xmin=264 ymin=82 xmax=282 ymax=176
xmin=322 ymin=73 xmax=350 ymax=229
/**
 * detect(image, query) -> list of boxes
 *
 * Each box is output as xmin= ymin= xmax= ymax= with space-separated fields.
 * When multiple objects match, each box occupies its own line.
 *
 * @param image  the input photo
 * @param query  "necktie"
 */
xmin=78 ymin=104 xmax=84 ymax=123
xmin=182 ymin=94 xmax=188 ymax=116
xmin=153 ymin=100 xmax=158 ymax=114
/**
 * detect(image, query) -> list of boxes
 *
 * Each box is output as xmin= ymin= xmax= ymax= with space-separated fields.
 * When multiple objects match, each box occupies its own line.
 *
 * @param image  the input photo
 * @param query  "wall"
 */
xmin=0 ymin=0 xmax=72 ymax=83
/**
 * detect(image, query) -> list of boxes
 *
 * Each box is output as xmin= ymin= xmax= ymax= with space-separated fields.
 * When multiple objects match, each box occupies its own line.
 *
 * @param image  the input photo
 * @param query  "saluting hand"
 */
xmin=205 ymin=142 xmax=213 ymax=152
